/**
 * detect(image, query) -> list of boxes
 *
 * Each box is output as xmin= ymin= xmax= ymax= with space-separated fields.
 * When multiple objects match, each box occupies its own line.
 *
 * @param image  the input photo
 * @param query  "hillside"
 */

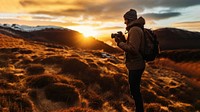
xmin=0 ymin=24 xmax=121 ymax=53
xmin=154 ymin=28 xmax=200 ymax=50
xmin=0 ymin=33 xmax=200 ymax=112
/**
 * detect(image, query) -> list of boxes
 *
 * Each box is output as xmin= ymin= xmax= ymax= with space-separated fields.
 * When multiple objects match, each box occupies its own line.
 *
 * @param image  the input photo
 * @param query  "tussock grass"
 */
xmin=52 ymin=107 xmax=97 ymax=112
xmin=145 ymin=103 xmax=166 ymax=112
xmin=0 ymin=59 xmax=8 ymax=67
xmin=26 ymin=64 xmax=45 ymax=75
xmin=0 ymin=89 xmax=34 ymax=112
xmin=61 ymin=58 xmax=89 ymax=74
xmin=0 ymin=72 xmax=19 ymax=82
xmin=26 ymin=74 xmax=61 ymax=88
xmin=142 ymin=89 xmax=157 ymax=103
xmin=83 ymin=90 xmax=103 ymax=110
xmin=98 ymin=76 xmax=117 ymax=92
xmin=41 ymin=56 xmax=66 ymax=65
xmin=78 ymin=68 xmax=101 ymax=85
xmin=0 ymin=80 xmax=15 ymax=89
xmin=44 ymin=83 xmax=80 ymax=105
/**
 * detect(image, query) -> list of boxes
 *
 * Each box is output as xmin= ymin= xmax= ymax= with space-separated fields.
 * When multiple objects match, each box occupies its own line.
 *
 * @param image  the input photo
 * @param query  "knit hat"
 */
xmin=123 ymin=9 xmax=137 ymax=20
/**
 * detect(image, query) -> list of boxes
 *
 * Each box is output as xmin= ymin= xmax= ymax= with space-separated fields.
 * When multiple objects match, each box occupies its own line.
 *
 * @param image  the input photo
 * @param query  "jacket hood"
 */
xmin=126 ymin=17 xmax=145 ymax=31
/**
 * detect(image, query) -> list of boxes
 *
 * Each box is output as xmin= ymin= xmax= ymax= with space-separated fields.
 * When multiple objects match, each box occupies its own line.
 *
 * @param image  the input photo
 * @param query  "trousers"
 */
xmin=129 ymin=69 xmax=144 ymax=112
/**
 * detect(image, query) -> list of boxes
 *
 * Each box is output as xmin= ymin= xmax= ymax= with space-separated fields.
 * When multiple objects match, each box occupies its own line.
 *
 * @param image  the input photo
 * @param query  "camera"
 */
xmin=111 ymin=31 xmax=123 ymax=39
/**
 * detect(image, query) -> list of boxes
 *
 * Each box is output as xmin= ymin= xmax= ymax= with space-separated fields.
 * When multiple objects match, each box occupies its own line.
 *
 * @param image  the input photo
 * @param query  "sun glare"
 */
xmin=68 ymin=26 xmax=98 ymax=38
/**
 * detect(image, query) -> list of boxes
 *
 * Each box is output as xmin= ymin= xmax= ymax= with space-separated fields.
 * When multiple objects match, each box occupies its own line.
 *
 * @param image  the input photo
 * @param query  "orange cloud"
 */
xmin=173 ymin=21 xmax=200 ymax=32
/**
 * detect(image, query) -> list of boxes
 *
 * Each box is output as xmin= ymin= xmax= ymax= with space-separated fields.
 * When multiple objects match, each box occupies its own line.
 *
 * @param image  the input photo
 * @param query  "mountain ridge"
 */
xmin=0 ymin=24 xmax=121 ymax=53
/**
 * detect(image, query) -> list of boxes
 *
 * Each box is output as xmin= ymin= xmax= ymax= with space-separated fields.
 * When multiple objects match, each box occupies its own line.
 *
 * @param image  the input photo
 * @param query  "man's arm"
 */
xmin=118 ymin=27 xmax=142 ymax=54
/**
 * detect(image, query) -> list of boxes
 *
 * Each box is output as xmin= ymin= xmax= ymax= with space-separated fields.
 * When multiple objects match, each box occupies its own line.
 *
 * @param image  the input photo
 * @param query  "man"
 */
xmin=114 ymin=9 xmax=145 ymax=112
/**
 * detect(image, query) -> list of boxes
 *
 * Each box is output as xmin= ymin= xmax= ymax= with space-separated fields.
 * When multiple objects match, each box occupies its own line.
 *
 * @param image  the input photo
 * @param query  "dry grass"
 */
xmin=0 ymin=89 xmax=34 ymax=112
xmin=41 ymin=56 xmax=66 ymax=65
xmin=158 ymin=49 xmax=200 ymax=62
xmin=1 ymin=33 xmax=200 ymax=112
xmin=60 ymin=58 xmax=89 ymax=74
xmin=26 ymin=74 xmax=61 ymax=88
xmin=26 ymin=64 xmax=45 ymax=75
xmin=44 ymin=83 xmax=80 ymax=105
xmin=83 ymin=89 xmax=103 ymax=110
xmin=52 ymin=107 xmax=97 ymax=112
xmin=0 ymin=72 xmax=19 ymax=82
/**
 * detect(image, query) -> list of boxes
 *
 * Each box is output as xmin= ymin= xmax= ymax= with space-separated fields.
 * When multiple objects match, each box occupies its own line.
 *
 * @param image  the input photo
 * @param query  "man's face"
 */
xmin=124 ymin=19 xmax=128 ymax=26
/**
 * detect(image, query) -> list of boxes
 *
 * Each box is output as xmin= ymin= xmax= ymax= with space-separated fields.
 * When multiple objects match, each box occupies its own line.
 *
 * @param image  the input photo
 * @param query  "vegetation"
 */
xmin=0 ymin=33 xmax=199 ymax=112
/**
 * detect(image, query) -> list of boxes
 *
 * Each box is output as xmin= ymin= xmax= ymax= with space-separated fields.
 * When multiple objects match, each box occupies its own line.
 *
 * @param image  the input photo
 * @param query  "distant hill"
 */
xmin=0 ymin=24 xmax=121 ymax=53
xmin=154 ymin=28 xmax=200 ymax=50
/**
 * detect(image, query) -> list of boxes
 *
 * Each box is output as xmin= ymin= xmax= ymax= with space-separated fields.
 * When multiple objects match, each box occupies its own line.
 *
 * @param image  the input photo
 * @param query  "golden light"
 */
xmin=68 ymin=26 xmax=99 ymax=38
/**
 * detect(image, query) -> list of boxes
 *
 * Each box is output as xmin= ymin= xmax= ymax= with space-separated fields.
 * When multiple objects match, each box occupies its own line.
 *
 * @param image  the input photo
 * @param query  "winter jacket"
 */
xmin=118 ymin=17 xmax=146 ymax=70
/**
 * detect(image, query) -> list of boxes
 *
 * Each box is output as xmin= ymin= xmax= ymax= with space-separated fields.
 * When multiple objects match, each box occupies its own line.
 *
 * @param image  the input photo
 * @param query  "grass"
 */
xmin=82 ymin=89 xmax=103 ymax=110
xmin=60 ymin=58 xmax=89 ymax=74
xmin=41 ymin=56 xmax=66 ymax=65
xmin=158 ymin=49 xmax=200 ymax=62
xmin=26 ymin=64 xmax=45 ymax=75
xmin=0 ymin=89 xmax=34 ymax=112
xmin=26 ymin=74 xmax=61 ymax=88
xmin=52 ymin=107 xmax=97 ymax=112
xmin=44 ymin=83 xmax=80 ymax=105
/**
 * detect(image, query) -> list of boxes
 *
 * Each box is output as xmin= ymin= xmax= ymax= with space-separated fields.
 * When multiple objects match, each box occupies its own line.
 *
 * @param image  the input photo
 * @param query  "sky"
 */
xmin=0 ymin=0 xmax=200 ymax=39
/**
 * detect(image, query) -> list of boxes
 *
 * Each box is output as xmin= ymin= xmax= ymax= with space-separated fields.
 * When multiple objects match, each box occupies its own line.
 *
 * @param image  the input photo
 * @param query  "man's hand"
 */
xmin=115 ymin=37 xmax=122 ymax=44
xmin=117 ymin=31 xmax=126 ymax=42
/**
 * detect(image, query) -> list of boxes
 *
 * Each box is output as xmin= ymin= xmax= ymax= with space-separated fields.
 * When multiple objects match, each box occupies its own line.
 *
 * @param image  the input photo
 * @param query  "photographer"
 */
xmin=112 ymin=9 xmax=145 ymax=112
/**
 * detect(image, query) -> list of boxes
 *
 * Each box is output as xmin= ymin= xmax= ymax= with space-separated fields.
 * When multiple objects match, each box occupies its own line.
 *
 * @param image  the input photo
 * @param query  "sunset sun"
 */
xmin=68 ymin=26 xmax=99 ymax=38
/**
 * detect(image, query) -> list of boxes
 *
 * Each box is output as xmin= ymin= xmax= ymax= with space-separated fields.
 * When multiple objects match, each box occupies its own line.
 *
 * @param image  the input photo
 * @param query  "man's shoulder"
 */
xmin=129 ymin=26 xmax=143 ymax=33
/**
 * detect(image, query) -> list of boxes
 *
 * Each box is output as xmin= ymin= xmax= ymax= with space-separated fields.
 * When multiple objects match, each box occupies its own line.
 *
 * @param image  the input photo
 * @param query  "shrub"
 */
xmin=26 ymin=64 xmax=45 ymax=75
xmin=44 ymin=83 xmax=80 ymax=106
xmin=26 ymin=74 xmax=61 ymax=88
xmin=61 ymin=58 xmax=89 ymax=74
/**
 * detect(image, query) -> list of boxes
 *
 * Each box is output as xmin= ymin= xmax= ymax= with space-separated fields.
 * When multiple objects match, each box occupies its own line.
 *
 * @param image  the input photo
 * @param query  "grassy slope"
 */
xmin=0 ymin=34 xmax=200 ymax=112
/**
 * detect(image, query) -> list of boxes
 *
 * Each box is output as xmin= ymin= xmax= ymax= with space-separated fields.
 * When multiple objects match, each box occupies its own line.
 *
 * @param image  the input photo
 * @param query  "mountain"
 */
xmin=0 ymin=24 xmax=121 ymax=53
xmin=154 ymin=28 xmax=200 ymax=50
xmin=0 ymin=32 xmax=200 ymax=112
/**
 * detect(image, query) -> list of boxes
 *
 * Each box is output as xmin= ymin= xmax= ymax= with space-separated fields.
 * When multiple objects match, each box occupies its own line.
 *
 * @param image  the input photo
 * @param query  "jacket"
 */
xmin=118 ymin=17 xmax=145 ymax=70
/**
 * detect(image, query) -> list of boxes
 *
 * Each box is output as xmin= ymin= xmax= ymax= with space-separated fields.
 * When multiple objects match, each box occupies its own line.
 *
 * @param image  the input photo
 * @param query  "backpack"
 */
xmin=141 ymin=28 xmax=160 ymax=62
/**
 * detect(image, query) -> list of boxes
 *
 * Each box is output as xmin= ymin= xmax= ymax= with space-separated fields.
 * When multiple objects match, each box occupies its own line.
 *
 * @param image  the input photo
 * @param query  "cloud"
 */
xmin=18 ymin=0 xmax=200 ymax=23
xmin=142 ymin=12 xmax=181 ymax=20
xmin=130 ymin=0 xmax=200 ymax=9
xmin=98 ymin=26 xmax=124 ymax=31
xmin=173 ymin=21 xmax=200 ymax=31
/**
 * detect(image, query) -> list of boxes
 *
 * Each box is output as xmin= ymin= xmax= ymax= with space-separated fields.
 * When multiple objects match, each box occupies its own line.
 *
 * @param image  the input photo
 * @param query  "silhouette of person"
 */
xmin=114 ymin=9 xmax=146 ymax=112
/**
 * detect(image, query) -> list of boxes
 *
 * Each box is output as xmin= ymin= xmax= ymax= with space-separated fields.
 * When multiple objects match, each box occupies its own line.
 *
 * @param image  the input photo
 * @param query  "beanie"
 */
xmin=123 ymin=9 xmax=137 ymax=20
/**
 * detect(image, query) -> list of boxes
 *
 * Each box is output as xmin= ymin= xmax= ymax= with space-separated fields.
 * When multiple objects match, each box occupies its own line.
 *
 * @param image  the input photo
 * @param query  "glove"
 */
xmin=117 ymin=31 xmax=126 ymax=42
xmin=114 ymin=37 xmax=122 ymax=45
